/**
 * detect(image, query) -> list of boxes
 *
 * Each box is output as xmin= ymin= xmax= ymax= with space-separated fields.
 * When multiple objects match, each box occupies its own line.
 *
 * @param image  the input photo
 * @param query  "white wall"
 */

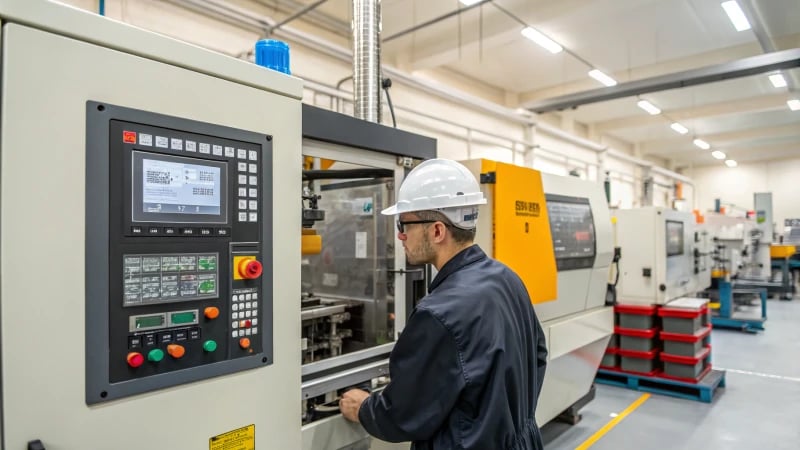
xmin=63 ymin=0 xmax=691 ymax=209
xmin=689 ymin=157 xmax=800 ymax=235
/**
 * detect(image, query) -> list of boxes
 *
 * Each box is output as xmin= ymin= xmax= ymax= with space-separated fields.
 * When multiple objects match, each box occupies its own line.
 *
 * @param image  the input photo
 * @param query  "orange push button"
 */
xmin=204 ymin=306 xmax=220 ymax=320
xmin=127 ymin=352 xmax=144 ymax=368
xmin=239 ymin=337 xmax=251 ymax=349
xmin=234 ymin=257 xmax=263 ymax=280
xmin=167 ymin=344 xmax=186 ymax=359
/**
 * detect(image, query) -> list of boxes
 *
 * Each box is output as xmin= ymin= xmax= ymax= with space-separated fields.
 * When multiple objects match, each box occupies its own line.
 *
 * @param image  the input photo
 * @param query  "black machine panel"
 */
xmin=86 ymin=102 xmax=273 ymax=403
xmin=545 ymin=194 xmax=597 ymax=271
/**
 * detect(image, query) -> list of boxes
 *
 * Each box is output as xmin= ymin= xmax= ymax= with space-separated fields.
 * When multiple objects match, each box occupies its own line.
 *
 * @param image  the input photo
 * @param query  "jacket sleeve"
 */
xmin=533 ymin=314 xmax=547 ymax=399
xmin=358 ymin=307 xmax=466 ymax=443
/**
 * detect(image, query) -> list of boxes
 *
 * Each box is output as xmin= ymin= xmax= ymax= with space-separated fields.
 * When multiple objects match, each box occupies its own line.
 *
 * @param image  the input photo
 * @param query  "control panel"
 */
xmin=86 ymin=102 xmax=273 ymax=403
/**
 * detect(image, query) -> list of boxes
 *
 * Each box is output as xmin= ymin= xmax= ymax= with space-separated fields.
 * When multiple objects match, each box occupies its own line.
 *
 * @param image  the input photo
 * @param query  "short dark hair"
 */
xmin=415 ymin=210 xmax=476 ymax=245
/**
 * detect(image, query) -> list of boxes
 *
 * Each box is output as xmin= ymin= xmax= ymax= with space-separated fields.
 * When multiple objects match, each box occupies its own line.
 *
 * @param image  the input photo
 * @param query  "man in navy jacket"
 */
xmin=340 ymin=159 xmax=548 ymax=450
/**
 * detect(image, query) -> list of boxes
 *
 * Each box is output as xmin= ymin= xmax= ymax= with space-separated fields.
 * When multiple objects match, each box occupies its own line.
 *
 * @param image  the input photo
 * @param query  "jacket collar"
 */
xmin=429 ymin=244 xmax=487 ymax=291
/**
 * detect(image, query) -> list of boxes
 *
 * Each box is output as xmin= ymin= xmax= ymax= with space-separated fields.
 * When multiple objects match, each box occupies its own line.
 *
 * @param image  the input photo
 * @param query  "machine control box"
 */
xmin=86 ymin=102 xmax=273 ymax=403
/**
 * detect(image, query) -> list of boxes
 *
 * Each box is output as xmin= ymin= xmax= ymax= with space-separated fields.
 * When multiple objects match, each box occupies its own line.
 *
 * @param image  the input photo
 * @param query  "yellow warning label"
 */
xmin=209 ymin=424 xmax=255 ymax=450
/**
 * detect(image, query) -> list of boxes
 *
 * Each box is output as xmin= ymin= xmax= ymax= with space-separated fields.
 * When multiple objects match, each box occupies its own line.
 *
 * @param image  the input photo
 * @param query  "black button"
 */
xmin=147 ymin=227 xmax=161 ymax=235
xmin=175 ymin=330 xmax=189 ymax=341
xmin=164 ymin=227 xmax=177 ymax=235
xmin=131 ymin=226 xmax=143 ymax=235
xmin=199 ymin=228 xmax=213 ymax=236
xmin=180 ymin=228 xmax=195 ymax=236
xmin=158 ymin=332 xmax=173 ymax=344
xmin=144 ymin=334 xmax=157 ymax=346
xmin=189 ymin=327 xmax=201 ymax=340
xmin=128 ymin=336 xmax=142 ymax=349
xmin=216 ymin=228 xmax=230 ymax=236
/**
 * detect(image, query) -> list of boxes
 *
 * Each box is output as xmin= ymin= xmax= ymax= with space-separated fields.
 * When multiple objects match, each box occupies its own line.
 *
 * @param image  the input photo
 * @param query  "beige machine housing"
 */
xmin=0 ymin=1 xmax=301 ymax=448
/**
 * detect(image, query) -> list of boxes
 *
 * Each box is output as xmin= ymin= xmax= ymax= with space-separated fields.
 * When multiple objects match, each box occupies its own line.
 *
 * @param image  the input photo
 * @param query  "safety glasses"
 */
xmin=396 ymin=220 xmax=437 ymax=234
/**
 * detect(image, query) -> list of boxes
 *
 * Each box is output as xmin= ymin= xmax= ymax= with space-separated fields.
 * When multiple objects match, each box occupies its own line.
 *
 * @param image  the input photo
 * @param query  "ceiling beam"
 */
xmin=523 ymin=48 xmax=800 ymax=113
xmin=595 ymin=93 xmax=793 ymax=132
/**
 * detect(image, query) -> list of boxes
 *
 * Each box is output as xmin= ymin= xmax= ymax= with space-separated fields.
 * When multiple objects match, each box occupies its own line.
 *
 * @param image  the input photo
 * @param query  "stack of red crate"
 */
xmin=657 ymin=298 xmax=712 ymax=383
xmin=602 ymin=304 xmax=660 ymax=376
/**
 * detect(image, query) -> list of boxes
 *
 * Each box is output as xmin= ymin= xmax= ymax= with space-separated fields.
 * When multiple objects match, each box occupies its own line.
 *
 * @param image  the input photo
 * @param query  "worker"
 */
xmin=339 ymin=159 xmax=548 ymax=449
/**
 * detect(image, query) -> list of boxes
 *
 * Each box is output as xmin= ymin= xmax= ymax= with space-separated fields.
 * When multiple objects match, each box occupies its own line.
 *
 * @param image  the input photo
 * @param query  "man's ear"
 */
xmin=432 ymin=222 xmax=448 ymax=243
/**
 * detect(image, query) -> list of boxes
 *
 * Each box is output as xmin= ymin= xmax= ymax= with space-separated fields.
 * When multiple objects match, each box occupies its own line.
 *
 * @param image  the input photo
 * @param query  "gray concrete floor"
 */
xmin=543 ymin=299 xmax=800 ymax=449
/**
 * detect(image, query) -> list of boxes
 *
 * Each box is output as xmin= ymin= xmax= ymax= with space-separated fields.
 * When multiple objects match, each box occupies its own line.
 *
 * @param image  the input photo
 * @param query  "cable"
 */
xmin=382 ymin=78 xmax=397 ymax=128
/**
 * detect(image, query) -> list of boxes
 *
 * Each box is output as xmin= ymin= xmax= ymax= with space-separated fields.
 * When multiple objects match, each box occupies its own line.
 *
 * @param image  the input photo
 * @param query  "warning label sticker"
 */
xmin=209 ymin=424 xmax=255 ymax=450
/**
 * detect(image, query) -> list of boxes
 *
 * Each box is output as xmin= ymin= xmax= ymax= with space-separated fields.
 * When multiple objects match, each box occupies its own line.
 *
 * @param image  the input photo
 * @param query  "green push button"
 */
xmin=203 ymin=340 xmax=218 ymax=352
xmin=148 ymin=348 xmax=165 ymax=362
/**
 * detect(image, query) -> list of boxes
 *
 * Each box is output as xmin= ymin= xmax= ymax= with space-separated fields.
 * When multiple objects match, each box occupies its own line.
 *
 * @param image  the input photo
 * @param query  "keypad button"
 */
xmin=252 ymin=293 xmax=258 ymax=300
xmin=232 ymin=321 xmax=238 ymax=329
xmin=249 ymin=200 xmax=257 ymax=211
xmin=233 ymin=304 xmax=239 ymax=311
xmin=249 ymin=212 xmax=258 ymax=222
xmin=248 ymin=164 xmax=257 ymax=174
xmin=238 ymin=212 xmax=248 ymax=222
xmin=233 ymin=312 xmax=239 ymax=319
xmin=238 ymin=162 xmax=248 ymax=172
xmin=232 ymin=295 xmax=239 ymax=302
xmin=252 ymin=327 xmax=258 ymax=335
xmin=252 ymin=318 xmax=258 ymax=326
xmin=249 ymin=176 xmax=257 ymax=186
xmin=225 ymin=146 xmax=235 ymax=157
xmin=239 ymin=199 xmax=247 ymax=210
xmin=249 ymin=188 xmax=257 ymax=198
xmin=212 ymin=145 xmax=223 ymax=156
xmin=238 ymin=175 xmax=247 ymax=185
xmin=245 ymin=294 xmax=252 ymax=301
xmin=239 ymin=187 xmax=247 ymax=197
xmin=249 ymin=150 xmax=258 ymax=161
xmin=237 ymin=149 xmax=247 ymax=159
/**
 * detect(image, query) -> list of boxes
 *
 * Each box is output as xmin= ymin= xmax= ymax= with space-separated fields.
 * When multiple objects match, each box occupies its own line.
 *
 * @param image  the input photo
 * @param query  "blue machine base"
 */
xmin=711 ymin=317 xmax=765 ymax=333
xmin=595 ymin=369 xmax=726 ymax=403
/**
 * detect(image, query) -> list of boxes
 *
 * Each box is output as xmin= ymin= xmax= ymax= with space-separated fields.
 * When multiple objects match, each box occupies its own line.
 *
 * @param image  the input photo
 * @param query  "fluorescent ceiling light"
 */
xmin=670 ymin=122 xmax=689 ymax=134
xmin=520 ymin=27 xmax=563 ymax=54
xmin=769 ymin=73 xmax=787 ymax=88
xmin=637 ymin=100 xmax=661 ymax=115
xmin=788 ymin=99 xmax=800 ymax=111
xmin=712 ymin=150 xmax=727 ymax=160
xmin=693 ymin=139 xmax=711 ymax=150
xmin=725 ymin=159 xmax=738 ymax=168
xmin=721 ymin=1 xmax=751 ymax=31
xmin=588 ymin=69 xmax=617 ymax=87
xmin=459 ymin=0 xmax=483 ymax=5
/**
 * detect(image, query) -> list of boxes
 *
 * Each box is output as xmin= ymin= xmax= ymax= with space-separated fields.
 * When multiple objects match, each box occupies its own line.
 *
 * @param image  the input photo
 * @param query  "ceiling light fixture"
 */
xmin=459 ymin=0 xmax=483 ymax=6
xmin=768 ymin=73 xmax=787 ymax=88
xmin=712 ymin=150 xmax=727 ymax=160
xmin=721 ymin=1 xmax=751 ymax=31
xmin=670 ymin=122 xmax=689 ymax=134
xmin=788 ymin=99 xmax=800 ymax=111
xmin=588 ymin=69 xmax=617 ymax=87
xmin=693 ymin=139 xmax=711 ymax=150
xmin=637 ymin=100 xmax=661 ymax=115
xmin=725 ymin=159 xmax=738 ymax=168
xmin=520 ymin=27 xmax=563 ymax=54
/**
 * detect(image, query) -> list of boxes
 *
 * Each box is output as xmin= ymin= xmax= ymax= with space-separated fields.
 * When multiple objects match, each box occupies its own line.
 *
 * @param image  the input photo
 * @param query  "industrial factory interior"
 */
xmin=1 ymin=0 xmax=799 ymax=449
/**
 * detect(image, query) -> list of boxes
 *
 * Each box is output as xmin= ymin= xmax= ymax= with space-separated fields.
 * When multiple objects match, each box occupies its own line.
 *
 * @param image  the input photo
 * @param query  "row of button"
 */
xmin=129 ymin=327 xmax=201 ymax=349
xmin=131 ymin=227 xmax=231 ymax=237
xmin=238 ymin=187 xmax=258 ymax=199
xmin=232 ymin=293 xmax=258 ymax=302
xmin=238 ymin=175 xmax=258 ymax=186
xmin=238 ymin=199 xmax=258 ymax=211
xmin=123 ymin=131 xmax=258 ymax=161
xmin=237 ymin=162 xmax=258 ymax=173
xmin=232 ymin=328 xmax=259 ymax=338
xmin=232 ymin=310 xmax=257 ymax=319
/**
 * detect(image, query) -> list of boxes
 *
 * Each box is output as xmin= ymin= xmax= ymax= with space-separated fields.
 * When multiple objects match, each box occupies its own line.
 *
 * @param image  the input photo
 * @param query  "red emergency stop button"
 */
xmin=239 ymin=337 xmax=251 ymax=349
xmin=237 ymin=258 xmax=263 ymax=279
xmin=127 ymin=352 xmax=144 ymax=368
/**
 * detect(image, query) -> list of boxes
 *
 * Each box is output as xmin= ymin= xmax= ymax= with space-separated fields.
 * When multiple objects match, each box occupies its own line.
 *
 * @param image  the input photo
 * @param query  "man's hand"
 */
xmin=339 ymin=389 xmax=370 ymax=423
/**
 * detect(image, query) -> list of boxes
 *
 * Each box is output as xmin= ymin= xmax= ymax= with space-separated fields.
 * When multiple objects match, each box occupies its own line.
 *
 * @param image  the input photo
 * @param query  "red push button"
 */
xmin=237 ymin=258 xmax=263 ymax=280
xmin=127 ymin=352 xmax=144 ymax=368
xmin=243 ymin=320 xmax=252 ymax=329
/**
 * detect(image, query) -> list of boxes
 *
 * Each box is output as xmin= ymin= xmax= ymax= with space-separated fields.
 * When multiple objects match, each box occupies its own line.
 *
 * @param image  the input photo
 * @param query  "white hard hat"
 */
xmin=381 ymin=159 xmax=486 ymax=229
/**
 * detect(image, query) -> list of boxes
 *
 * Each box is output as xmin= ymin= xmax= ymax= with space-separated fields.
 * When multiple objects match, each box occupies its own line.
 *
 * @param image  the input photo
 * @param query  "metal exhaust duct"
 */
xmin=352 ymin=0 xmax=381 ymax=123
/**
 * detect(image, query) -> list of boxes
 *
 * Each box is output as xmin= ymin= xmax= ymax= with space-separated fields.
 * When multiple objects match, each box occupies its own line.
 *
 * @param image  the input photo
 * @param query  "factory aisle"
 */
xmin=542 ymin=299 xmax=800 ymax=450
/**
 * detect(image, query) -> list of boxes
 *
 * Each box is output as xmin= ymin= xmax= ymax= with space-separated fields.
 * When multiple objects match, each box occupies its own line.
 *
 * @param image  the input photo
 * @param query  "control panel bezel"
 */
xmin=85 ymin=101 xmax=274 ymax=405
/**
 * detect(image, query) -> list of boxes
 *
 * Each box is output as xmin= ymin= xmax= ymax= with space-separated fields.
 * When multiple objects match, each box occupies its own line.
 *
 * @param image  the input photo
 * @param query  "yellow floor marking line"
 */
xmin=574 ymin=393 xmax=651 ymax=450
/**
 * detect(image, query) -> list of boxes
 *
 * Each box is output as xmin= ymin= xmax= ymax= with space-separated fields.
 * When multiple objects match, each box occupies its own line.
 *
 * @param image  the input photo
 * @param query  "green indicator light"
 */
xmin=199 ymin=280 xmax=216 ymax=293
xmin=171 ymin=311 xmax=196 ymax=324
xmin=148 ymin=348 xmax=165 ymax=362
xmin=203 ymin=340 xmax=218 ymax=352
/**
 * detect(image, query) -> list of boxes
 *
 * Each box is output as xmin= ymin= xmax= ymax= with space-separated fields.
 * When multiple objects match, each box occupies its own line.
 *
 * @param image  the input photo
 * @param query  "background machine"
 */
xmin=1 ymin=1 xmax=303 ymax=448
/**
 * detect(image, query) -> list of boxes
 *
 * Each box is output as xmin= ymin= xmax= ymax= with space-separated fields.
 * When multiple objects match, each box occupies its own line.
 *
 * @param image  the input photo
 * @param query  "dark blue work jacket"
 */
xmin=359 ymin=245 xmax=548 ymax=449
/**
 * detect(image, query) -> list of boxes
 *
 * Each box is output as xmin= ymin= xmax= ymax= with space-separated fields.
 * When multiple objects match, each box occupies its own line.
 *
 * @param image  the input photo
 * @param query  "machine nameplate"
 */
xmin=209 ymin=424 xmax=255 ymax=450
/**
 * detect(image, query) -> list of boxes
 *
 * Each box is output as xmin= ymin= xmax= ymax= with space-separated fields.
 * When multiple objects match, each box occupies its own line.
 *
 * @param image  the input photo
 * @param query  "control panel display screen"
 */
xmin=545 ymin=195 xmax=597 ymax=271
xmin=666 ymin=220 xmax=684 ymax=256
xmin=132 ymin=151 xmax=227 ymax=224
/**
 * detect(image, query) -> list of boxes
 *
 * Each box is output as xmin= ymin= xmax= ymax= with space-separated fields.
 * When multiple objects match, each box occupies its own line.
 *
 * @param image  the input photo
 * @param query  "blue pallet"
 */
xmin=595 ymin=368 xmax=726 ymax=403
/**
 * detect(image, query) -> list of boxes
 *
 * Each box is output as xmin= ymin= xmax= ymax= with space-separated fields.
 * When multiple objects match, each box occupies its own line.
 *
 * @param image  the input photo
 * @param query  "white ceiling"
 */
xmin=249 ymin=0 xmax=799 ymax=168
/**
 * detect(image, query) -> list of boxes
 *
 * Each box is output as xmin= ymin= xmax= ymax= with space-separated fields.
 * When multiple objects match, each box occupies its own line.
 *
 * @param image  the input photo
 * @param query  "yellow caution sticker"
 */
xmin=209 ymin=424 xmax=255 ymax=450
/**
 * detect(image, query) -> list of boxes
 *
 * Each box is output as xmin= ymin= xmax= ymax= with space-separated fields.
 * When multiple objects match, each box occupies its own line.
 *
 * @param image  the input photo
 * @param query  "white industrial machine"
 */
xmin=462 ymin=161 xmax=614 ymax=426
xmin=614 ymin=207 xmax=711 ymax=305
xmin=0 ymin=1 xmax=304 ymax=448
